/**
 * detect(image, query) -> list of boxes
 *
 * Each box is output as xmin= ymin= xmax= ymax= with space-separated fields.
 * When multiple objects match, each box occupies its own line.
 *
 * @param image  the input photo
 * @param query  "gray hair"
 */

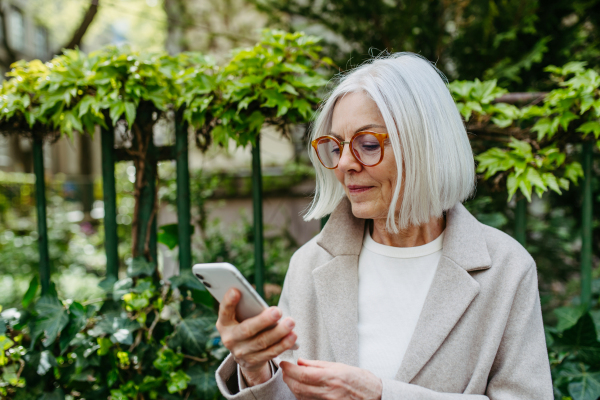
xmin=303 ymin=52 xmax=475 ymax=232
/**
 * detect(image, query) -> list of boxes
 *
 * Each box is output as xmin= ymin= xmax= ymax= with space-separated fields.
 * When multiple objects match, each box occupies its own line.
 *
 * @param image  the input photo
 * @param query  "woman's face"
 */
xmin=330 ymin=91 xmax=398 ymax=221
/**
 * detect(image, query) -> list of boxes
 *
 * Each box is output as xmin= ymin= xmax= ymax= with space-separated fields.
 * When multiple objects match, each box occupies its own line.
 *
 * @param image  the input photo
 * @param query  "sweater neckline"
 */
xmin=363 ymin=227 xmax=444 ymax=259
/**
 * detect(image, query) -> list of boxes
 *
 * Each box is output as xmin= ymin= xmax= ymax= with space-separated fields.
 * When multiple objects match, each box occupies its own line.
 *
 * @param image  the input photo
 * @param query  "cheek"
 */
xmin=334 ymin=170 xmax=345 ymax=185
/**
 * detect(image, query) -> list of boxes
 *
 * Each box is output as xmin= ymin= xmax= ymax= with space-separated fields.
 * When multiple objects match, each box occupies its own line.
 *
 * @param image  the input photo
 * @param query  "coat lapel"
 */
xmin=313 ymin=198 xmax=364 ymax=366
xmin=314 ymin=199 xmax=493 ymax=377
xmin=312 ymin=255 xmax=360 ymax=366
xmin=394 ymin=256 xmax=480 ymax=382
xmin=395 ymin=203 xmax=492 ymax=382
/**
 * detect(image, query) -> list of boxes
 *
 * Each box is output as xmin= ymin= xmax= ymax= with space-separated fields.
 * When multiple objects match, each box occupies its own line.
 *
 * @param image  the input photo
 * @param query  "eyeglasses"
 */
xmin=311 ymin=131 xmax=388 ymax=169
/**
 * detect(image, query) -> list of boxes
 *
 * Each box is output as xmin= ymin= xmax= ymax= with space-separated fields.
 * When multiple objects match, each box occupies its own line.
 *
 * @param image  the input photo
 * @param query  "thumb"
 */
xmin=218 ymin=288 xmax=240 ymax=325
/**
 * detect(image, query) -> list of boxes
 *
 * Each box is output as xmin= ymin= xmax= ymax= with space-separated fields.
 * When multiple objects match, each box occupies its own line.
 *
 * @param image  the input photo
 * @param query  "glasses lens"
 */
xmin=316 ymin=138 xmax=340 ymax=168
xmin=352 ymin=133 xmax=382 ymax=166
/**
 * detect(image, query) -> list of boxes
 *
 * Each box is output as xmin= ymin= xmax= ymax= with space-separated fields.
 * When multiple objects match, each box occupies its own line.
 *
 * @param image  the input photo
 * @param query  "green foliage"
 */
xmin=257 ymin=0 xmax=600 ymax=91
xmin=179 ymin=29 xmax=330 ymax=149
xmin=548 ymin=306 xmax=600 ymax=400
xmin=451 ymin=65 xmax=598 ymax=202
xmin=0 ymin=269 xmax=226 ymax=400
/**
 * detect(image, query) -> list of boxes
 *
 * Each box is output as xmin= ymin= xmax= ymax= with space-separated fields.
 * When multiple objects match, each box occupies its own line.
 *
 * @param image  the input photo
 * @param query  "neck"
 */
xmin=370 ymin=214 xmax=445 ymax=247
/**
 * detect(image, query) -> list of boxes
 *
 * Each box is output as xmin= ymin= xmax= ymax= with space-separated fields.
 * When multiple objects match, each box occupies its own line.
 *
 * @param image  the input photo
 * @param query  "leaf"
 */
xmin=169 ymin=269 xmax=206 ymax=292
xmin=124 ymin=102 xmax=136 ymax=127
xmin=34 ymin=294 xmax=69 ymax=347
xmin=569 ymin=372 xmax=600 ymax=400
xmin=158 ymin=223 xmax=195 ymax=250
xmin=187 ymin=365 xmax=218 ymax=399
xmin=37 ymin=350 xmax=57 ymax=375
xmin=59 ymin=302 xmax=88 ymax=354
xmin=109 ymin=102 xmax=126 ymax=126
xmin=126 ymin=257 xmax=156 ymax=278
xmin=167 ymin=370 xmax=191 ymax=393
xmin=555 ymin=306 xmax=587 ymax=332
xmin=22 ymin=275 xmax=39 ymax=309
xmin=565 ymin=162 xmax=584 ymax=184
xmin=153 ymin=348 xmax=184 ymax=372
xmin=577 ymin=121 xmax=600 ymax=139
xmin=169 ymin=316 xmax=215 ymax=356
xmin=38 ymin=388 xmax=65 ymax=400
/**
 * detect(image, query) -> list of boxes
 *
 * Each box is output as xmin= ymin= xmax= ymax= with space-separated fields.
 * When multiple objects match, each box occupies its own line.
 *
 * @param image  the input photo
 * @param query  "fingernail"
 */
xmin=271 ymin=308 xmax=281 ymax=319
xmin=286 ymin=319 xmax=294 ymax=329
xmin=229 ymin=290 xmax=237 ymax=300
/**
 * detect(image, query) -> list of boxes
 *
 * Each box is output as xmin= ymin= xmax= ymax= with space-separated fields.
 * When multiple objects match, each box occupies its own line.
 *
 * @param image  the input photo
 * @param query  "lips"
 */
xmin=346 ymin=185 xmax=373 ymax=194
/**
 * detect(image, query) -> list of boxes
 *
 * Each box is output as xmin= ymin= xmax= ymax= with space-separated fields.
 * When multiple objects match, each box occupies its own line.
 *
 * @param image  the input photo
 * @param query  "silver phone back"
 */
xmin=192 ymin=263 xmax=268 ymax=321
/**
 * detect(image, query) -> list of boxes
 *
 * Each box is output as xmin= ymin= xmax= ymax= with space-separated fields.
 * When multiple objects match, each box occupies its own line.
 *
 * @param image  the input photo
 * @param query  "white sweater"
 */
xmin=357 ymin=228 xmax=444 ymax=379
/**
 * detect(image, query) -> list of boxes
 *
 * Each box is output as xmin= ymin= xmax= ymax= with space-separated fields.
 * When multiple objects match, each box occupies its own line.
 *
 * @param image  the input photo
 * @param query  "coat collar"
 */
xmin=312 ymin=197 xmax=492 ymax=378
xmin=316 ymin=197 xmax=491 ymax=271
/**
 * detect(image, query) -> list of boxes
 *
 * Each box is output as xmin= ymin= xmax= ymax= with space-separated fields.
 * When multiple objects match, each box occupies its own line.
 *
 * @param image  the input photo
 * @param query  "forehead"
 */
xmin=330 ymin=91 xmax=387 ymax=139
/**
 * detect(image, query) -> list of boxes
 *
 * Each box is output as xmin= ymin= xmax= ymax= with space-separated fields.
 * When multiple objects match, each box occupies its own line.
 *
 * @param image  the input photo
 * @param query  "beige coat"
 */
xmin=216 ymin=199 xmax=553 ymax=399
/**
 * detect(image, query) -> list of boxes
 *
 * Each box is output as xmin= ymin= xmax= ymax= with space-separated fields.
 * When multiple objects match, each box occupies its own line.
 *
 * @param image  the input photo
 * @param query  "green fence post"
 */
xmin=252 ymin=137 xmax=265 ymax=299
xmin=101 ymin=127 xmax=119 ymax=280
xmin=515 ymin=197 xmax=527 ymax=246
xmin=581 ymin=141 xmax=593 ymax=308
xmin=32 ymin=136 xmax=50 ymax=295
xmin=175 ymin=114 xmax=192 ymax=271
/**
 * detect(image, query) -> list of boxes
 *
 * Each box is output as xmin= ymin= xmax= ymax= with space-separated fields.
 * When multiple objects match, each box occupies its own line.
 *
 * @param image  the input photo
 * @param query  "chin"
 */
xmin=349 ymin=200 xmax=380 ymax=220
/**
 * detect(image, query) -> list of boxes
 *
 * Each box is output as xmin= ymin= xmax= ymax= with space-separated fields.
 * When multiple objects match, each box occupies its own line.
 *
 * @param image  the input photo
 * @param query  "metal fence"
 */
xmin=26 ymin=119 xmax=596 ymax=305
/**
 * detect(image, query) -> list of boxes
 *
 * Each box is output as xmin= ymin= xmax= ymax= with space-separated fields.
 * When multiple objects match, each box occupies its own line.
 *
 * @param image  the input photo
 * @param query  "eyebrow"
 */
xmin=329 ymin=124 xmax=387 ymax=140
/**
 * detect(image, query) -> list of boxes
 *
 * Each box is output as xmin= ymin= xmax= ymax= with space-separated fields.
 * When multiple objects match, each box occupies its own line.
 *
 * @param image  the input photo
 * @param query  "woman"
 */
xmin=214 ymin=53 xmax=553 ymax=399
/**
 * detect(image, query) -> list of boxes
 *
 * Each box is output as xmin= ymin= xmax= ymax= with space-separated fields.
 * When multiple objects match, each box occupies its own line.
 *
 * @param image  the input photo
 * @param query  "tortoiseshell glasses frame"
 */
xmin=311 ymin=131 xmax=389 ymax=169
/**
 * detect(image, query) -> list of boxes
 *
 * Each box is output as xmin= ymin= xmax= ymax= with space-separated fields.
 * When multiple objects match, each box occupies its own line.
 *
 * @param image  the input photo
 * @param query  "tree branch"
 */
xmin=62 ymin=0 xmax=99 ymax=51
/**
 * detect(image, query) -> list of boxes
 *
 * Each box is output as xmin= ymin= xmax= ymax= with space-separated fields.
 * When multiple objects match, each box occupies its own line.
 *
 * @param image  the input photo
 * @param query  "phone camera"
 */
xmin=195 ymin=273 xmax=204 ymax=280
xmin=203 ymin=282 xmax=212 ymax=288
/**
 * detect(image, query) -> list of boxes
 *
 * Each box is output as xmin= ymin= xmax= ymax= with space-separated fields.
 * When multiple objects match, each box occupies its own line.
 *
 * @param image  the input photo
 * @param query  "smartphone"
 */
xmin=192 ymin=262 xmax=299 ymax=350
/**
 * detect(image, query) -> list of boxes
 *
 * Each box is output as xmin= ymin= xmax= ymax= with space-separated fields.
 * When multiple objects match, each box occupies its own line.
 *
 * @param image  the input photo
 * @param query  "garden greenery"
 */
xmin=0 ymin=29 xmax=329 ymax=400
xmin=0 ymin=28 xmax=599 ymax=399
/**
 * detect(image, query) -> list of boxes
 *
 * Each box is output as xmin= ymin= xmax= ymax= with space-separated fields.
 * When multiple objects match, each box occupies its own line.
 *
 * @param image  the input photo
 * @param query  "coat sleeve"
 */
xmin=214 ymin=272 xmax=297 ymax=400
xmin=380 ymin=263 xmax=553 ymax=400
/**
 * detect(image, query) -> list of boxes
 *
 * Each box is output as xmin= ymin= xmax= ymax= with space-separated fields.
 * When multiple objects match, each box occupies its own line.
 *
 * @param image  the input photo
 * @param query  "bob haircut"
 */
xmin=303 ymin=52 xmax=476 ymax=232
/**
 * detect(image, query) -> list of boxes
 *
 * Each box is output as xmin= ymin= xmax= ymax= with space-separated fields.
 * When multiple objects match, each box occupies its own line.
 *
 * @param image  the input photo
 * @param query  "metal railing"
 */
xmin=26 ymin=116 xmax=596 ymax=305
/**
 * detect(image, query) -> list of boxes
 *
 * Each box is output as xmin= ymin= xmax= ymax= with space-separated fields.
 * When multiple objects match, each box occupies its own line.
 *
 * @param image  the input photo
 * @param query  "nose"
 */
xmin=337 ymin=143 xmax=363 ymax=173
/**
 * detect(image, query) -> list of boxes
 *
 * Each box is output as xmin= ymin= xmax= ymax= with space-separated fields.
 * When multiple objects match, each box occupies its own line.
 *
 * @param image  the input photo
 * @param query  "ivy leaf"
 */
xmin=22 ymin=275 xmax=39 ymax=309
xmin=555 ymin=306 xmax=587 ymax=332
xmin=169 ymin=316 xmax=215 ymax=356
xmin=167 ymin=370 xmax=191 ymax=394
xmin=38 ymin=388 xmax=65 ymax=400
xmin=34 ymin=294 xmax=68 ymax=347
xmin=187 ymin=365 xmax=218 ymax=399
xmin=59 ymin=302 xmax=88 ymax=354
xmin=568 ymin=372 xmax=600 ymax=400
xmin=126 ymin=257 xmax=155 ymax=278
xmin=158 ymin=223 xmax=195 ymax=250
xmin=559 ymin=111 xmax=578 ymax=131
xmin=153 ymin=348 xmax=184 ymax=372
xmin=169 ymin=269 xmax=206 ymax=292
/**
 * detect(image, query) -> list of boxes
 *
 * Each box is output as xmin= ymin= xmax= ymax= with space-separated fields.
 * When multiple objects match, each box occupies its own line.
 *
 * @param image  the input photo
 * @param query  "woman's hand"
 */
xmin=216 ymin=288 xmax=297 ymax=387
xmin=280 ymin=358 xmax=382 ymax=400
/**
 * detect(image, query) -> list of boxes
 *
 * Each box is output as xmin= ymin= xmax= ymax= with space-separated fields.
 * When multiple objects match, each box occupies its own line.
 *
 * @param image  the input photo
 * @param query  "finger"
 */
xmin=297 ymin=358 xmax=334 ymax=369
xmin=280 ymin=360 xmax=325 ymax=385
xmin=282 ymin=373 xmax=324 ymax=400
xmin=230 ymin=306 xmax=284 ymax=342
xmin=217 ymin=288 xmax=240 ymax=326
xmin=243 ymin=317 xmax=295 ymax=353
xmin=237 ymin=331 xmax=297 ymax=368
